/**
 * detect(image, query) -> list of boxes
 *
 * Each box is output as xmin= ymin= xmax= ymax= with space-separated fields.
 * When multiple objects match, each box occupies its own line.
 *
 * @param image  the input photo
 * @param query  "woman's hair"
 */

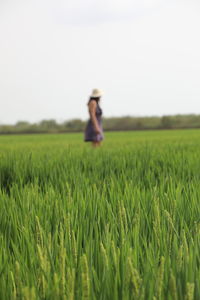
xmin=87 ymin=97 xmax=100 ymax=105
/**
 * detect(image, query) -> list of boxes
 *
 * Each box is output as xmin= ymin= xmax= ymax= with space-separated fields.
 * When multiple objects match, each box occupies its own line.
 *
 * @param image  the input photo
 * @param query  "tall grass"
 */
xmin=0 ymin=130 xmax=200 ymax=299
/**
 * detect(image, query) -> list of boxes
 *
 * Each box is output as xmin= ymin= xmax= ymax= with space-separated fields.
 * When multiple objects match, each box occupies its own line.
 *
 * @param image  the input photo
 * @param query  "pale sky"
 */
xmin=0 ymin=0 xmax=200 ymax=124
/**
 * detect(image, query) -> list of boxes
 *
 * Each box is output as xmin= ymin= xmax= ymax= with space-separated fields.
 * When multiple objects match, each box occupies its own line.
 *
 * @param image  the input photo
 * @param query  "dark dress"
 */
xmin=84 ymin=100 xmax=104 ymax=142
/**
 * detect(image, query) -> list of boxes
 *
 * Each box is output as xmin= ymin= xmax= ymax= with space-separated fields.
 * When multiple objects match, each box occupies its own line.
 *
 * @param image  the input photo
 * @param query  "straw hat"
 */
xmin=91 ymin=88 xmax=103 ymax=98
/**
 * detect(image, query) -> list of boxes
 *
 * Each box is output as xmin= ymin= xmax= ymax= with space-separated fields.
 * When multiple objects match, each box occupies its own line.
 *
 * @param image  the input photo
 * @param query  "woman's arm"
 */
xmin=89 ymin=101 xmax=101 ymax=134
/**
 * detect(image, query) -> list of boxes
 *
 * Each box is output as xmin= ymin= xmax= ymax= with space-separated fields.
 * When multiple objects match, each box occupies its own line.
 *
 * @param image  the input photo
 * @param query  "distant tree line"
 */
xmin=1 ymin=114 xmax=200 ymax=134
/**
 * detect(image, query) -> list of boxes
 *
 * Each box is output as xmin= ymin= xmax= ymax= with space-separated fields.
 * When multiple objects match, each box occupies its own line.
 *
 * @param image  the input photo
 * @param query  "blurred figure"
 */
xmin=84 ymin=89 xmax=104 ymax=147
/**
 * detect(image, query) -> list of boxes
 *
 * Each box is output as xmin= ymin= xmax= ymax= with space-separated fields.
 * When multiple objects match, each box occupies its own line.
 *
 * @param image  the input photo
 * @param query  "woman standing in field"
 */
xmin=84 ymin=89 xmax=104 ymax=147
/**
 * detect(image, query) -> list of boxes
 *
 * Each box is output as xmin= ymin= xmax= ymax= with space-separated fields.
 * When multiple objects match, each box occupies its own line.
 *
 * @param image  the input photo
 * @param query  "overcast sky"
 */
xmin=0 ymin=0 xmax=200 ymax=124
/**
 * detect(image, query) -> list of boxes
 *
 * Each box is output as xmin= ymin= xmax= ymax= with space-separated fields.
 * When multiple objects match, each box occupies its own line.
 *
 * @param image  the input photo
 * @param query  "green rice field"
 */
xmin=0 ymin=130 xmax=200 ymax=300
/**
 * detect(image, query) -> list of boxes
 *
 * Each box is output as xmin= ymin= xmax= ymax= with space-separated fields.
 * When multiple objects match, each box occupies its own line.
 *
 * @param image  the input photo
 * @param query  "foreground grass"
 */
xmin=0 ymin=130 xmax=200 ymax=300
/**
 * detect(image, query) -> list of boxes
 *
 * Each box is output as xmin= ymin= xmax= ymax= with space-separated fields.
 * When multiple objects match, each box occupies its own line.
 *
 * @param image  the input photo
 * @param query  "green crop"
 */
xmin=0 ymin=130 xmax=199 ymax=299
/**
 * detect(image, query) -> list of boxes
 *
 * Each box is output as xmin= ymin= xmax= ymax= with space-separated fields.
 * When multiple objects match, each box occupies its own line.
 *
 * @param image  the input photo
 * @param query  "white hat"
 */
xmin=91 ymin=88 xmax=103 ymax=98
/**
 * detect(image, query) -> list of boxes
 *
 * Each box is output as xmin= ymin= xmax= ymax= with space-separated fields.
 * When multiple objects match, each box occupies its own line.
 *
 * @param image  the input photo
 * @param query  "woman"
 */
xmin=84 ymin=89 xmax=104 ymax=147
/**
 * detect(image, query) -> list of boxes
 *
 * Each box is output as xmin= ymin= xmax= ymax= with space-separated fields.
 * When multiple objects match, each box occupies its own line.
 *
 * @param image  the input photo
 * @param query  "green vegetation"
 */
xmin=0 ymin=130 xmax=200 ymax=299
xmin=1 ymin=114 xmax=200 ymax=134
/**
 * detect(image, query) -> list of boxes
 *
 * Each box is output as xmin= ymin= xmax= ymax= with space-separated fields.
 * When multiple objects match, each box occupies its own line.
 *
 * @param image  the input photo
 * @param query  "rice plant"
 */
xmin=0 ymin=130 xmax=199 ymax=299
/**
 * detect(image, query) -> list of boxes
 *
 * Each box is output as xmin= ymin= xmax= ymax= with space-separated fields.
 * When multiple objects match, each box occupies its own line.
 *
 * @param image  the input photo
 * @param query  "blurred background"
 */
xmin=0 ymin=0 xmax=200 ymax=133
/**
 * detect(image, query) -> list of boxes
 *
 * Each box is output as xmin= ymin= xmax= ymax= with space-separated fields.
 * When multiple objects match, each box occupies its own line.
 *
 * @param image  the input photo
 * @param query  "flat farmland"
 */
xmin=0 ymin=130 xmax=200 ymax=300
